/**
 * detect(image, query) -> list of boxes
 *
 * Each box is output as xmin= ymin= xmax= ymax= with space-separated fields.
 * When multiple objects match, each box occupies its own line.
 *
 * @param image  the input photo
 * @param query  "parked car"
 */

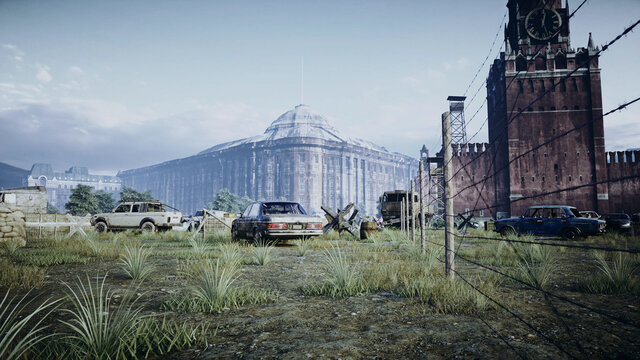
xmin=185 ymin=210 xmax=206 ymax=231
xmin=90 ymin=201 xmax=182 ymax=233
xmin=231 ymin=201 xmax=323 ymax=243
xmin=579 ymin=210 xmax=600 ymax=219
xmin=493 ymin=205 xmax=606 ymax=240
xmin=602 ymin=213 xmax=632 ymax=233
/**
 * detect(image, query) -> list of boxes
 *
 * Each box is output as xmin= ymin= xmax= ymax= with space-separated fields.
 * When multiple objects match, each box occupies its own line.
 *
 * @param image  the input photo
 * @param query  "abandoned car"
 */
xmin=493 ymin=205 xmax=606 ymax=240
xmin=231 ymin=201 xmax=323 ymax=242
xmin=602 ymin=213 xmax=632 ymax=233
xmin=91 ymin=201 xmax=183 ymax=233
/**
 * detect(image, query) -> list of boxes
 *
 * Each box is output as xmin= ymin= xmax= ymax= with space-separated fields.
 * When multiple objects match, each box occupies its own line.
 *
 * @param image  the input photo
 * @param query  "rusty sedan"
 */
xmin=231 ymin=201 xmax=323 ymax=243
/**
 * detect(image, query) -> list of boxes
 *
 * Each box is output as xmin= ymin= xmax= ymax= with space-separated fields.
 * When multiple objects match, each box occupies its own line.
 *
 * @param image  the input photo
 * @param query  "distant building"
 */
xmin=119 ymin=104 xmax=417 ymax=215
xmin=27 ymin=164 xmax=121 ymax=212
xmin=432 ymin=0 xmax=640 ymax=218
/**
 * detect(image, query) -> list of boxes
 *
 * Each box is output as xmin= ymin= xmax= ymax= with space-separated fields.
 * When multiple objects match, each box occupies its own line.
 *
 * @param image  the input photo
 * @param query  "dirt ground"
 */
xmin=5 ymin=232 xmax=640 ymax=360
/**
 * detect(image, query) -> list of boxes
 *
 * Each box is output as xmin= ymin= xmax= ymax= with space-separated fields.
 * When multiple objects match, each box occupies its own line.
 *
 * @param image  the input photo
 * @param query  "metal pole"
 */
xmin=419 ymin=160 xmax=425 ymax=253
xmin=410 ymin=179 xmax=415 ymax=243
xmin=400 ymin=199 xmax=405 ymax=233
xmin=442 ymin=111 xmax=455 ymax=279
xmin=405 ymin=188 xmax=409 ymax=235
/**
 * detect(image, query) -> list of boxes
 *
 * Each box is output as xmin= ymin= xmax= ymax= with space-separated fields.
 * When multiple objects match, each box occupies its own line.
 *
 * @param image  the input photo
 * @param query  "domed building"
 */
xmin=118 ymin=104 xmax=417 ymax=215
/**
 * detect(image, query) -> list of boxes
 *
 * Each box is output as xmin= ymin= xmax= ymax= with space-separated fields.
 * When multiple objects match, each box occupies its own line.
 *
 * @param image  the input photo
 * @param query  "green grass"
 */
xmin=0 ymin=291 xmax=59 ymax=360
xmin=397 ymin=276 xmax=497 ymax=314
xmin=120 ymin=244 xmax=154 ymax=280
xmin=0 ymin=258 xmax=45 ymax=289
xmin=131 ymin=316 xmax=211 ymax=357
xmin=305 ymin=246 xmax=362 ymax=297
xmin=204 ymin=230 xmax=232 ymax=245
xmin=217 ymin=243 xmax=243 ymax=269
xmin=60 ymin=276 xmax=145 ymax=359
xmin=577 ymin=252 xmax=639 ymax=294
xmin=13 ymin=249 xmax=91 ymax=267
xmin=293 ymin=238 xmax=312 ymax=256
xmin=191 ymin=259 xmax=239 ymax=312
xmin=188 ymin=236 xmax=213 ymax=259
xmin=3 ymin=238 xmax=25 ymax=256
xmin=251 ymin=240 xmax=275 ymax=265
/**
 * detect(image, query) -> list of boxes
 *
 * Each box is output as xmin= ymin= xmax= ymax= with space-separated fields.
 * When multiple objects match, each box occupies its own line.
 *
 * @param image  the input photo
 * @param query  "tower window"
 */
xmin=564 ymin=152 xmax=567 ymax=157
xmin=550 ymin=106 xmax=556 ymax=111
xmin=568 ymin=175 xmax=572 ymax=182
xmin=528 ymin=107 xmax=533 ymax=112
xmin=554 ymin=164 xmax=558 ymax=170
xmin=556 ymin=53 xmax=567 ymax=69
xmin=528 ymin=79 xmax=534 ymax=93
xmin=516 ymin=56 xmax=527 ymax=72
xmin=535 ymin=56 xmax=546 ymax=71
xmin=560 ymin=80 xmax=566 ymax=92
xmin=577 ymin=152 xmax=580 ymax=157
xmin=542 ymin=176 xmax=545 ymax=182
xmin=539 ymin=106 xmax=544 ymax=111
xmin=521 ymin=176 xmax=525 ymax=184
xmin=555 ymin=175 xmax=559 ymax=181
xmin=553 ymin=128 xmax=556 ymax=135
xmin=531 ymin=176 xmax=535 ymax=182
xmin=544 ymin=152 xmax=548 ymax=157
xmin=518 ymin=80 xmax=524 ymax=93
xmin=579 ymin=175 xmax=583 ymax=182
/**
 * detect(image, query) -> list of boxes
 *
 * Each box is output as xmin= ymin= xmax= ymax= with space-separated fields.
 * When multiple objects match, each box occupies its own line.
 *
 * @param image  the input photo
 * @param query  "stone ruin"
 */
xmin=0 ymin=204 xmax=27 ymax=249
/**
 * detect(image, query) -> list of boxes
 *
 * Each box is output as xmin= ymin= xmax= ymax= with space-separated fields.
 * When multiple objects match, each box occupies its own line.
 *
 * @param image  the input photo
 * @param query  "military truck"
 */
xmin=90 ymin=201 xmax=182 ymax=233
xmin=380 ymin=190 xmax=427 ymax=228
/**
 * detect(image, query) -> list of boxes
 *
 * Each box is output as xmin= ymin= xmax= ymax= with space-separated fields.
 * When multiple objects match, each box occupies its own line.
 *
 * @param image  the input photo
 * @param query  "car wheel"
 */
xmin=253 ymin=229 xmax=264 ymax=245
xmin=231 ymin=226 xmax=239 ymax=242
xmin=141 ymin=221 xmax=156 ymax=233
xmin=94 ymin=222 xmax=108 ymax=233
xmin=500 ymin=227 xmax=516 ymax=238
xmin=561 ymin=227 xmax=579 ymax=240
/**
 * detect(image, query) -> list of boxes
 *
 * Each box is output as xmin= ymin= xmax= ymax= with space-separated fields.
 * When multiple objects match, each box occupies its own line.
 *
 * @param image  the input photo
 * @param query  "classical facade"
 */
xmin=119 ymin=105 xmax=417 ymax=215
xmin=440 ymin=0 xmax=640 ymax=218
xmin=27 ymin=164 xmax=122 ymax=212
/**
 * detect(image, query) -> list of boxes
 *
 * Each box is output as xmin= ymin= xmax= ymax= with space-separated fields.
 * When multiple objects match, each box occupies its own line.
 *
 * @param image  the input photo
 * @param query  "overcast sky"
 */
xmin=1 ymin=0 xmax=639 ymax=175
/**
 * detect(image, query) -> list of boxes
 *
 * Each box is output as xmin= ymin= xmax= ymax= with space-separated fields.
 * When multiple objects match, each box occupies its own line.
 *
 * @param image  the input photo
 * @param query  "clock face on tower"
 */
xmin=525 ymin=6 xmax=562 ymax=41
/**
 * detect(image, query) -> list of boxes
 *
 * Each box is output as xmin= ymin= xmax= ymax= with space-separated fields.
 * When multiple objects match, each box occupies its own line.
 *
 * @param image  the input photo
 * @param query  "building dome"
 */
xmin=263 ymin=104 xmax=343 ymax=142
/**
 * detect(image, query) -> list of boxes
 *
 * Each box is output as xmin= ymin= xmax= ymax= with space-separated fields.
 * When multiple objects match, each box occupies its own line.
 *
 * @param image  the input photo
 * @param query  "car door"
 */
xmin=125 ymin=203 xmax=141 ymax=227
xmin=519 ymin=208 xmax=545 ymax=235
xmin=110 ymin=203 xmax=131 ymax=227
xmin=239 ymin=204 xmax=253 ymax=237
xmin=246 ymin=203 xmax=261 ymax=236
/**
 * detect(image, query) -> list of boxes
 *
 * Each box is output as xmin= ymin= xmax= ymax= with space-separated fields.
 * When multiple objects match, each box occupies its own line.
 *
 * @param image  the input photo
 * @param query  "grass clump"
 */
xmin=251 ymin=240 xmax=275 ymax=265
xmin=305 ymin=246 xmax=363 ymax=297
xmin=60 ymin=276 xmax=145 ymax=359
xmin=13 ymin=249 xmax=90 ymax=267
xmin=294 ymin=238 xmax=312 ymax=256
xmin=0 ymin=291 xmax=59 ymax=360
xmin=217 ymin=243 xmax=243 ymax=269
xmin=3 ymin=238 xmax=25 ymax=256
xmin=166 ymin=259 xmax=274 ymax=313
xmin=398 ymin=276 xmax=496 ymax=314
xmin=0 ymin=258 xmax=44 ymax=289
xmin=511 ymin=240 xmax=556 ymax=290
xmin=188 ymin=236 xmax=212 ymax=259
xmin=577 ymin=252 xmax=639 ymax=294
xmin=205 ymin=230 xmax=232 ymax=245
xmin=120 ymin=244 xmax=154 ymax=280
xmin=132 ymin=316 xmax=210 ymax=357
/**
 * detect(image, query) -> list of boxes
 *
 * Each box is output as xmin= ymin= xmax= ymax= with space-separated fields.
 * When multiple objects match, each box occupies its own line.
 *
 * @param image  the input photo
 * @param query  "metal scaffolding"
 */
xmin=447 ymin=96 xmax=467 ymax=144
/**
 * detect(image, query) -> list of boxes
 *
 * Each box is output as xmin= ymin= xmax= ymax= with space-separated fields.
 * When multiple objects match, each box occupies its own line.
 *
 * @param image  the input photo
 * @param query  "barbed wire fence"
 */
xmin=414 ymin=9 xmax=640 ymax=358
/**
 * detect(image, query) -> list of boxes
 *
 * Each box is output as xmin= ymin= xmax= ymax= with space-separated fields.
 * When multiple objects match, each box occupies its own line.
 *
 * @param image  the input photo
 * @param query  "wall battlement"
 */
xmin=452 ymin=143 xmax=491 ymax=157
xmin=606 ymin=151 xmax=640 ymax=165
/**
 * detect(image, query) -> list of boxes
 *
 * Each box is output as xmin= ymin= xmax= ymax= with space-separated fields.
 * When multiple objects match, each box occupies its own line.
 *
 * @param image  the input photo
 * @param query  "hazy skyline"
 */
xmin=1 ymin=0 xmax=639 ymax=175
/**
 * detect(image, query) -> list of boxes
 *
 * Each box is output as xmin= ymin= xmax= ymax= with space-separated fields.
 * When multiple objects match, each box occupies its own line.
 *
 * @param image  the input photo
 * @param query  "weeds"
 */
xmin=0 ymin=291 xmax=59 ymax=360
xmin=120 ymin=244 xmax=154 ymax=280
xmin=61 ymin=276 xmax=145 ymax=359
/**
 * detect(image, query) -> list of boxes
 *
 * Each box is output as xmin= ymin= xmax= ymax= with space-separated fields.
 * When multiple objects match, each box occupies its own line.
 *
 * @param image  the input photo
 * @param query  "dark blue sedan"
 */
xmin=494 ymin=205 xmax=606 ymax=240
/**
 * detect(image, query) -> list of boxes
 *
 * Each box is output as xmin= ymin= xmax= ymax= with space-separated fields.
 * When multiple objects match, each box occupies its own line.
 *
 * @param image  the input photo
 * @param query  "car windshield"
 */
xmin=262 ymin=202 xmax=306 ymax=215
xmin=569 ymin=208 xmax=581 ymax=217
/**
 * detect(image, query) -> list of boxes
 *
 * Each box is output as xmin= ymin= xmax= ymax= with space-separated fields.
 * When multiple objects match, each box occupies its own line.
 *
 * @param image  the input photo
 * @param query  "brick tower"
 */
xmin=487 ymin=0 xmax=608 ymax=216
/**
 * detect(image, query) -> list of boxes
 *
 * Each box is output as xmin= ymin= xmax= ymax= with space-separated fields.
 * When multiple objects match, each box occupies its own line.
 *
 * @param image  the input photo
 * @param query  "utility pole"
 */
xmin=419 ymin=160 xmax=425 ymax=254
xmin=442 ymin=111 xmax=455 ymax=279
xmin=410 ymin=179 xmax=415 ymax=243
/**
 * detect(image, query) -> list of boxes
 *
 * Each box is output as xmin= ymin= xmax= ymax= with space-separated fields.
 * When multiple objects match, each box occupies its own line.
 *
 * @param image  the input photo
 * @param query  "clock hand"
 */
xmin=541 ymin=11 xmax=547 ymax=30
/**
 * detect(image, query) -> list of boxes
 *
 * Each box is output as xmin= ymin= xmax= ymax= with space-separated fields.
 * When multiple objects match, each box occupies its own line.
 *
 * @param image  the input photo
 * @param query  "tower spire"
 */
xmin=301 ymin=56 xmax=304 ymax=105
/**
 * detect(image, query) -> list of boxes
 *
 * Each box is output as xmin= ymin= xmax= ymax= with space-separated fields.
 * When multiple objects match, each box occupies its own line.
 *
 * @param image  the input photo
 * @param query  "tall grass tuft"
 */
xmin=131 ymin=316 xmax=211 ymax=357
xmin=512 ymin=241 xmax=556 ymax=290
xmin=252 ymin=240 xmax=275 ymax=265
xmin=294 ymin=238 xmax=312 ymax=256
xmin=217 ymin=243 xmax=243 ymax=270
xmin=578 ymin=252 xmax=639 ymax=294
xmin=321 ymin=246 xmax=359 ymax=296
xmin=192 ymin=259 xmax=239 ymax=312
xmin=61 ymin=276 xmax=145 ymax=359
xmin=84 ymin=231 xmax=103 ymax=256
xmin=188 ymin=236 xmax=211 ymax=259
xmin=0 ymin=291 xmax=59 ymax=360
xmin=120 ymin=244 xmax=154 ymax=280
xmin=398 ymin=276 xmax=495 ymax=314
xmin=3 ymin=238 xmax=24 ymax=256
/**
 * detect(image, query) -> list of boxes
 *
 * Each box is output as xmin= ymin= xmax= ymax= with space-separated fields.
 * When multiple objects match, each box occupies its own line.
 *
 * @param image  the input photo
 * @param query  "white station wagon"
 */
xmin=90 ymin=201 xmax=182 ymax=233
